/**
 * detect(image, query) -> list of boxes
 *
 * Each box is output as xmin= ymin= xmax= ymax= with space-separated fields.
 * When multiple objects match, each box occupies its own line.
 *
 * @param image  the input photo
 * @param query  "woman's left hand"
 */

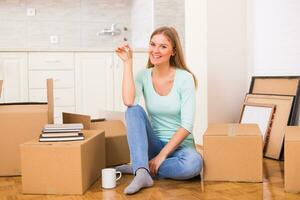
xmin=149 ymin=153 xmax=167 ymax=176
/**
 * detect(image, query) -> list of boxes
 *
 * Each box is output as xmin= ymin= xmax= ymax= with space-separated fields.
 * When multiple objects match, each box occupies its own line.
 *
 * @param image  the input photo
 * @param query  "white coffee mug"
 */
xmin=102 ymin=168 xmax=122 ymax=189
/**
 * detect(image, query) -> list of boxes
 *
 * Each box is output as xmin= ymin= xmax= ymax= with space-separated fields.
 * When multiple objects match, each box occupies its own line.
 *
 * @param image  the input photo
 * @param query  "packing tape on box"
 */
xmin=228 ymin=124 xmax=237 ymax=136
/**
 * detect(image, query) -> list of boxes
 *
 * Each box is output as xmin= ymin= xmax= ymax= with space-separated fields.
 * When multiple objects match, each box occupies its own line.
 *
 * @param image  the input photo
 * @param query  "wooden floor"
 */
xmin=1 ymin=159 xmax=300 ymax=200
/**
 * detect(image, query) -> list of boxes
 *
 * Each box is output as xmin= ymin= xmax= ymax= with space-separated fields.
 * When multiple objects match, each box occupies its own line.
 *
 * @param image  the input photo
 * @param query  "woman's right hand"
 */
xmin=115 ymin=43 xmax=132 ymax=62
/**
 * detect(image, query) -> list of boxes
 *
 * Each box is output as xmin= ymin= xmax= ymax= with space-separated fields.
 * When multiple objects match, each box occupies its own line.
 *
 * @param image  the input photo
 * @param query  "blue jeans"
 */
xmin=125 ymin=105 xmax=203 ymax=180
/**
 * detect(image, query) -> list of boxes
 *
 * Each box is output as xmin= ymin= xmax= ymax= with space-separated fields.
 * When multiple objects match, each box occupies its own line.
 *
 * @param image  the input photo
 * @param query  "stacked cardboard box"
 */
xmin=284 ymin=126 xmax=300 ymax=193
xmin=203 ymin=123 xmax=263 ymax=182
xmin=62 ymin=112 xmax=130 ymax=167
xmin=21 ymin=130 xmax=105 ymax=195
xmin=0 ymin=79 xmax=53 ymax=176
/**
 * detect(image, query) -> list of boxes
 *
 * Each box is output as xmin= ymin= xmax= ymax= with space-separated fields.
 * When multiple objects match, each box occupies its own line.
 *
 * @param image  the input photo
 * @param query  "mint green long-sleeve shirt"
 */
xmin=134 ymin=68 xmax=196 ymax=148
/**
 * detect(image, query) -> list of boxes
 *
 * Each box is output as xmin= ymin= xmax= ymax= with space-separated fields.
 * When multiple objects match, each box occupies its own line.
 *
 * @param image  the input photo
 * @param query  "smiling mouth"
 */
xmin=152 ymin=55 xmax=161 ymax=59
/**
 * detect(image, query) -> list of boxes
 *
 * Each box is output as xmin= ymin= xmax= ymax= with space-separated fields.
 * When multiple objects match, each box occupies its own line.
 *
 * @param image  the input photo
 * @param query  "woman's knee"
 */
xmin=125 ymin=105 xmax=147 ymax=125
xmin=178 ymin=149 xmax=203 ymax=179
xmin=125 ymin=105 xmax=144 ymax=117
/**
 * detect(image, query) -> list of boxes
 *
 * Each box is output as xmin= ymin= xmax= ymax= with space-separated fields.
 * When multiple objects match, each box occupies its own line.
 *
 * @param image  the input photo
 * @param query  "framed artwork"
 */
xmin=239 ymin=103 xmax=275 ymax=153
xmin=244 ymin=94 xmax=294 ymax=160
xmin=249 ymin=76 xmax=300 ymax=125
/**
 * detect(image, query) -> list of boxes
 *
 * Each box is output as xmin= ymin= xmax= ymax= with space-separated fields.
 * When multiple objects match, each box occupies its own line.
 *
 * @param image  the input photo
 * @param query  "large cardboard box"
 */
xmin=0 ymin=79 xmax=53 ymax=176
xmin=285 ymin=126 xmax=300 ymax=193
xmin=20 ymin=130 xmax=105 ymax=195
xmin=203 ymin=123 xmax=263 ymax=182
xmin=63 ymin=112 xmax=130 ymax=167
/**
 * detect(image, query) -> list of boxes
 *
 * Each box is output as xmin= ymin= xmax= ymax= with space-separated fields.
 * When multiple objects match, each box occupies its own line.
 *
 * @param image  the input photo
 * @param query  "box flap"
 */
xmin=285 ymin=126 xmax=300 ymax=141
xmin=204 ymin=123 xmax=261 ymax=136
xmin=251 ymin=77 xmax=299 ymax=96
xmin=0 ymin=103 xmax=48 ymax=112
xmin=99 ymin=110 xmax=126 ymax=125
xmin=62 ymin=112 xmax=92 ymax=129
xmin=91 ymin=120 xmax=126 ymax=137
xmin=0 ymin=102 xmax=47 ymax=106
xmin=47 ymin=79 xmax=54 ymax=124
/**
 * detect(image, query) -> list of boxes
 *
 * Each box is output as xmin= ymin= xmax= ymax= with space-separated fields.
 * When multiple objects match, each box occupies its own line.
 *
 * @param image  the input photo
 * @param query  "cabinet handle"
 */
xmin=45 ymin=60 xmax=60 ymax=63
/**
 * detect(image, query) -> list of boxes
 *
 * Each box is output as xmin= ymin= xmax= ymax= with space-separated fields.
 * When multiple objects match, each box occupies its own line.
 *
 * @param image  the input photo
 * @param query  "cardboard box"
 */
xmin=21 ymin=130 xmax=105 ymax=195
xmin=285 ymin=126 xmax=300 ymax=193
xmin=203 ymin=123 xmax=263 ymax=182
xmin=62 ymin=112 xmax=130 ymax=167
xmin=0 ymin=79 xmax=53 ymax=176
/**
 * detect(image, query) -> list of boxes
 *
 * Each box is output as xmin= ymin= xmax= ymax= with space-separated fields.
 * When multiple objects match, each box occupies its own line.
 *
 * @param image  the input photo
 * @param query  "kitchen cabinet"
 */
xmin=0 ymin=50 xmax=148 ymax=122
xmin=0 ymin=53 xmax=28 ymax=103
xmin=28 ymin=52 xmax=76 ymax=123
xmin=75 ymin=51 xmax=148 ymax=118
xmin=75 ymin=52 xmax=114 ymax=119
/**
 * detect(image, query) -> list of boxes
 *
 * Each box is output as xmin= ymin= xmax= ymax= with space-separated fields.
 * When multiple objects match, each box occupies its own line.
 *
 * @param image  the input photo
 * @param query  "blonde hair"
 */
xmin=147 ymin=26 xmax=197 ymax=87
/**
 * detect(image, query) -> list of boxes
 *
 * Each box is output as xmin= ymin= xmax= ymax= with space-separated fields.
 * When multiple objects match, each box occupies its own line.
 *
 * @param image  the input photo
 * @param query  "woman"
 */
xmin=115 ymin=26 xmax=203 ymax=195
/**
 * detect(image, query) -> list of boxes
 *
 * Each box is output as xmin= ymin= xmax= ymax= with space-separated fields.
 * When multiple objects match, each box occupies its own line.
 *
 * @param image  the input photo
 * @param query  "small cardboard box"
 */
xmin=20 ymin=130 xmax=105 ymax=195
xmin=0 ymin=79 xmax=53 ymax=176
xmin=285 ymin=126 xmax=300 ymax=193
xmin=203 ymin=123 xmax=263 ymax=182
xmin=62 ymin=112 xmax=130 ymax=167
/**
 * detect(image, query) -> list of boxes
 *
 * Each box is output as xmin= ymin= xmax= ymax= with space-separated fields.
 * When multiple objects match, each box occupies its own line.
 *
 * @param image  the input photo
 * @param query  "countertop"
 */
xmin=0 ymin=48 xmax=148 ymax=52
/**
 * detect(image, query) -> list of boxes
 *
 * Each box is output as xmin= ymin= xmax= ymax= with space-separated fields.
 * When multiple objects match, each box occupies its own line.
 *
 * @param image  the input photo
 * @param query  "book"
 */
xmin=39 ymin=133 xmax=85 ymax=142
xmin=41 ymin=132 xmax=81 ymax=138
xmin=43 ymin=123 xmax=83 ymax=130
xmin=42 ymin=128 xmax=81 ymax=133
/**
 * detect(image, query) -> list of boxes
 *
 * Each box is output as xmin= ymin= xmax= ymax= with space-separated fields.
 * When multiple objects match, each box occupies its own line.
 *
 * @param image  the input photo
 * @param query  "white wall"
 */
xmin=251 ymin=0 xmax=300 ymax=76
xmin=249 ymin=0 xmax=300 ymax=124
xmin=185 ymin=0 xmax=207 ymax=145
xmin=186 ymin=0 xmax=300 ymax=145
xmin=131 ymin=0 xmax=153 ymax=48
xmin=207 ymin=0 xmax=248 ymax=123
xmin=154 ymin=0 xmax=185 ymax=49
xmin=0 ymin=0 xmax=132 ymax=49
xmin=186 ymin=0 xmax=248 ymax=144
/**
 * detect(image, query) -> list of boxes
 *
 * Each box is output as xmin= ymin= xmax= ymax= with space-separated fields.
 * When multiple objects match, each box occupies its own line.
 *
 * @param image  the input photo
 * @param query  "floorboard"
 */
xmin=1 ymin=159 xmax=300 ymax=199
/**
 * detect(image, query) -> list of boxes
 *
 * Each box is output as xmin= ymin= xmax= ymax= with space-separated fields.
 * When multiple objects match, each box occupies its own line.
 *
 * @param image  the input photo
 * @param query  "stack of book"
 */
xmin=39 ymin=123 xmax=84 ymax=142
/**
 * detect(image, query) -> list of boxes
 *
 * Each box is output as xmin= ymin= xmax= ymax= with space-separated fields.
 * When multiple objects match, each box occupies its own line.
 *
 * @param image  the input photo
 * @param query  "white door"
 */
xmin=113 ymin=54 xmax=125 ymax=111
xmin=0 ymin=53 xmax=28 ymax=103
xmin=75 ymin=52 xmax=114 ymax=119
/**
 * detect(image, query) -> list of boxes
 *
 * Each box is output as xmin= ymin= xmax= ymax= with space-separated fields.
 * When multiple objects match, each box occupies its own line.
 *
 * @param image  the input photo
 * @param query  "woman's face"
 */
xmin=148 ymin=34 xmax=174 ymax=67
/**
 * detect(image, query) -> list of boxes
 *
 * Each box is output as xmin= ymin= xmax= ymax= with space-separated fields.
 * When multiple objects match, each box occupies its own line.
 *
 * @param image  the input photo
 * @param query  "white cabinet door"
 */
xmin=113 ymin=54 xmax=125 ymax=112
xmin=113 ymin=52 xmax=148 ymax=111
xmin=28 ymin=52 xmax=75 ymax=124
xmin=75 ymin=52 xmax=114 ymax=119
xmin=0 ymin=53 xmax=28 ymax=103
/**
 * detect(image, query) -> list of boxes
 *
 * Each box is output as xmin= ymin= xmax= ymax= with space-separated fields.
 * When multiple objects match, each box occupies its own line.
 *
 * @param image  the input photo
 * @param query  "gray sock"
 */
xmin=124 ymin=168 xmax=153 ymax=195
xmin=115 ymin=164 xmax=133 ymax=174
